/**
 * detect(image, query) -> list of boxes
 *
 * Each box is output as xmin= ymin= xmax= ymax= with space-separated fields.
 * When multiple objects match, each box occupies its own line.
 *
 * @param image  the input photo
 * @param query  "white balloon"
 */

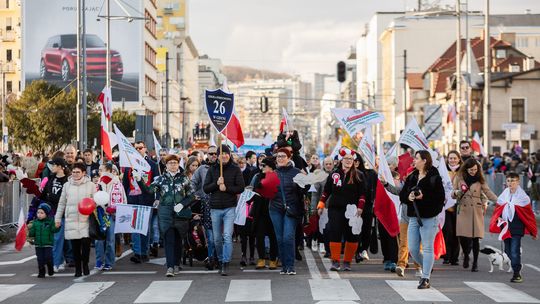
xmin=94 ymin=191 xmax=110 ymax=207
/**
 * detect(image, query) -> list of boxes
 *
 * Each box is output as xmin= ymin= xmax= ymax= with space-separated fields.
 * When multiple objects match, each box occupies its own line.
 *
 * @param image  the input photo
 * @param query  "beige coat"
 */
xmin=452 ymin=177 xmax=498 ymax=238
xmin=55 ymin=176 xmax=96 ymax=240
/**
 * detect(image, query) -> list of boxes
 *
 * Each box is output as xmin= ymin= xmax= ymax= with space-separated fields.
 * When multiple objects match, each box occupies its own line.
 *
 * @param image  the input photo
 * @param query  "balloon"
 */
xmin=94 ymin=191 xmax=110 ymax=207
xmin=78 ymin=198 xmax=96 ymax=215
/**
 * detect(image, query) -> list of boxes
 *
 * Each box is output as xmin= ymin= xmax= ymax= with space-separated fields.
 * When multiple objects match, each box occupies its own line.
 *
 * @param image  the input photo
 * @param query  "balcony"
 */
xmin=0 ymin=29 xmax=17 ymax=42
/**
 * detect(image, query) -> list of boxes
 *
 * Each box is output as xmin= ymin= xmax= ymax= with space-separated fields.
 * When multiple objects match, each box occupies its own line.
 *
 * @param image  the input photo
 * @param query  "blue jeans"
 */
xmin=53 ymin=218 xmax=65 ymax=267
xmin=269 ymin=209 xmax=297 ymax=271
xmin=408 ymin=216 xmax=438 ymax=279
xmin=150 ymin=212 xmax=160 ymax=244
xmin=211 ymin=207 xmax=235 ymax=263
xmin=132 ymin=224 xmax=150 ymax=256
xmin=504 ymin=235 xmax=522 ymax=273
xmin=95 ymin=219 xmax=116 ymax=266
xmin=205 ymin=227 xmax=215 ymax=259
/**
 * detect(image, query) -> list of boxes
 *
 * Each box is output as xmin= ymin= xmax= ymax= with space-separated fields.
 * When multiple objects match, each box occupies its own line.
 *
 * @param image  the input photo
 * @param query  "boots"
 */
xmin=47 ymin=262 xmax=54 ymax=276
xmin=256 ymin=259 xmax=266 ymax=269
xmin=38 ymin=265 xmax=46 ymax=278
xmin=463 ymin=255 xmax=470 ymax=269
xmin=221 ymin=262 xmax=229 ymax=276
xmin=268 ymin=259 xmax=278 ymax=270
xmin=115 ymin=242 xmax=122 ymax=258
xmin=83 ymin=263 xmax=90 ymax=276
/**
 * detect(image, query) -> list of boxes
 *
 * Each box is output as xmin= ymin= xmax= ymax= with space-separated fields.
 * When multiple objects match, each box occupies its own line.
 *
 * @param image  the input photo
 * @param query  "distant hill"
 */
xmin=223 ymin=66 xmax=292 ymax=83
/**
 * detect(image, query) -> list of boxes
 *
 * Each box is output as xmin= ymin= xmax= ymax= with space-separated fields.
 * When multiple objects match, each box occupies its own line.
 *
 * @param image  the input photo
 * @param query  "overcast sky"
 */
xmin=190 ymin=0 xmax=540 ymax=74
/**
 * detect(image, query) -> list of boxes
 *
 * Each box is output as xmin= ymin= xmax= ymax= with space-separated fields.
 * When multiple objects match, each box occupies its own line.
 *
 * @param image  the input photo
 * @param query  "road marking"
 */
xmin=225 ymin=279 xmax=272 ymax=302
xmin=0 ymin=255 xmax=36 ymax=266
xmin=304 ymin=248 xmax=322 ymax=279
xmin=525 ymin=264 xmax=540 ymax=272
xmin=0 ymin=284 xmax=34 ymax=302
xmin=386 ymin=280 xmax=451 ymax=302
xmin=102 ymin=271 xmax=157 ymax=275
xmin=316 ymin=251 xmax=340 ymax=279
xmin=31 ymin=273 xmax=74 ymax=277
xmin=116 ymin=249 xmax=133 ymax=261
xmin=134 ymin=280 xmax=192 ymax=303
xmin=242 ymin=269 xmax=281 ymax=273
xmin=309 ymin=279 xmax=360 ymax=301
xmin=74 ymin=249 xmax=133 ymax=282
xmin=176 ymin=270 xmax=219 ymax=274
xmin=148 ymin=257 xmax=166 ymax=265
xmin=42 ymin=282 xmax=115 ymax=304
xmin=465 ymin=281 xmax=540 ymax=303
xmin=0 ymin=273 xmax=15 ymax=277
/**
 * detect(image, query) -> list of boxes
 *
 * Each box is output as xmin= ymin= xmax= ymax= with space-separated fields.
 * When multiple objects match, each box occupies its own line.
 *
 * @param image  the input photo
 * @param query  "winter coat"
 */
xmin=203 ymin=160 xmax=245 ymax=209
xmin=54 ymin=176 xmax=97 ymax=240
xmin=192 ymin=163 xmax=211 ymax=202
xmin=360 ymin=168 xmax=377 ymax=213
xmin=399 ymin=166 xmax=445 ymax=219
xmin=250 ymin=173 xmax=273 ymax=231
xmin=321 ymin=167 xmax=367 ymax=210
xmin=40 ymin=174 xmax=69 ymax=214
xmin=452 ymin=176 xmax=498 ymax=238
xmin=28 ymin=217 xmax=59 ymax=247
xmin=97 ymin=173 xmax=127 ymax=213
xmin=270 ymin=162 xmax=303 ymax=216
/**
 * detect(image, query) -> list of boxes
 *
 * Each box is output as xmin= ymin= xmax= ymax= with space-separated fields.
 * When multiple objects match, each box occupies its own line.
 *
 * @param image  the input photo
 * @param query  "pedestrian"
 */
xmin=442 ymin=150 xmax=462 ymax=266
xmin=317 ymin=148 xmax=367 ymax=271
xmin=354 ymin=152 xmax=378 ymax=263
xmin=185 ymin=156 xmax=200 ymax=180
xmin=452 ymin=158 xmax=498 ymax=272
xmin=490 ymin=172 xmax=537 ymax=283
xmin=270 ymin=148 xmax=303 ymax=275
xmin=203 ymin=144 xmax=245 ymax=276
xmin=82 ymin=149 xmax=100 ymax=179
xmin=54 ymin=163 xmax=97 ymax=277
xmin=308 ymin=156 xmax=333 ymax=255
xmin=399 ymin=150 xmax=445 ymax=289
xmin=28 ymin=203 xmax=60 ymax=278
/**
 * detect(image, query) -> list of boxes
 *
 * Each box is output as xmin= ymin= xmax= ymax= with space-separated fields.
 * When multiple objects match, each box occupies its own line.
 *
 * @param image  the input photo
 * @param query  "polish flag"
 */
xmin=98 ymin=86 xmax=113 ymax=120
xmin=15 ymin=208 xmax=27 ymax=251
xmin=447 ymin=104 xmax=456 ymax=123
xmin=373 ymin=145 xmax=400 ymax=237
xmin=471 ymin=132 xmax=486 ymax=156
xmin=101 ymin=111 xmax=114 ymax=160
xmin=224 ymin=113 xmax=245 ymax=148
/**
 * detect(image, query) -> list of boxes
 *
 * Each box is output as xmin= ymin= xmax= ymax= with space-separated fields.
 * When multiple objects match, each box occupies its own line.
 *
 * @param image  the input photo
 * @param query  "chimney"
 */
xmin=499 ymin=32 xmax=516 ymax=46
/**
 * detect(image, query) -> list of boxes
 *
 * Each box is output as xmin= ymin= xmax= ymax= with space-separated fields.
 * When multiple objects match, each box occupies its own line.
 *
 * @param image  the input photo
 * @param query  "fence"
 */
xmin=0 ymin=180 xmax=36 ymax=232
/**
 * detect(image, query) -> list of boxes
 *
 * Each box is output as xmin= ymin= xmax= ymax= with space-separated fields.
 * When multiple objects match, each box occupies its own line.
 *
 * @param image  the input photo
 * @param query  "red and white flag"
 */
xmin=15 ymin=208 xmax=27 ymax=251
xmin=447 ymin=104 xmax=456 ymax=123
xmin=280 ymin=107 xmax=295 ymax=133
xmin=224 ymin=113 xmax=245 ymax=148
xmin=472 ymin=132 xmax=486 ymax=156
xmin=98 ymin=86 xmax=113 ymax=120
xmin=101 ymin=111 xmax=114 ymax=160
xmin=373 ymin=144 xmax=400 ymax=237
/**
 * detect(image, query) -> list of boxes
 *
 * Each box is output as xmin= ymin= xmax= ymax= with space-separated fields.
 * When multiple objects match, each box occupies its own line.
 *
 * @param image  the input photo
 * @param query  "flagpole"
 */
xmin=218 ymin=133 xmax=223 ymax=178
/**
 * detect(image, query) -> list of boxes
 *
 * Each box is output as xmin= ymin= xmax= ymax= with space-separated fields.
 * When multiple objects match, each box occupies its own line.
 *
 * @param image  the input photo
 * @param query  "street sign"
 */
xmin=205 ymin=89 xmax=235 ymax=134
xmin=425 ymin=123 xmax=443 ymax=141
xmin=423 ymin=104 xmax=442 ymax=125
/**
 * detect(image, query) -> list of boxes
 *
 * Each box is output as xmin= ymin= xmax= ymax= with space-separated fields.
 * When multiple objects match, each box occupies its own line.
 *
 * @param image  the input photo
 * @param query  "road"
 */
xmin=1 ymin=209 xmax=540 ymax=304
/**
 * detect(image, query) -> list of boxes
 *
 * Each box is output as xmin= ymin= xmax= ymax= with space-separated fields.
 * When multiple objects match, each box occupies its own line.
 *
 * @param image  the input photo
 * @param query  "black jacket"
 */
xmin=399 ymin=166 xmax=445 ymax=218
xmin=270 ymin=163 xmax=303 ymax=215
xmin=360 ymin=168 xmax=377 ymax=213
xmin=203 ymin=160 xmax=245 ymax=209
xmin=321 ymin=167 xmax=367 ymax=209
xmin=40 ymin=174 xmax=69 ymax=213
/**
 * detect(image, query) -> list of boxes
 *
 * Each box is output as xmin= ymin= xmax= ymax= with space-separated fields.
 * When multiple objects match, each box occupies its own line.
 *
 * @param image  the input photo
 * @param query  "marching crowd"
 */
xmin=2 ymin=132 xmax=538 ymax=289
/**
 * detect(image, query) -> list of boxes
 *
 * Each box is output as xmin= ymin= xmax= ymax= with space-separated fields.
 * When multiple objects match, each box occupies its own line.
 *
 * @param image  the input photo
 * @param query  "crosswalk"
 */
xmin=1 ymin=279 xmax=540 ymax=303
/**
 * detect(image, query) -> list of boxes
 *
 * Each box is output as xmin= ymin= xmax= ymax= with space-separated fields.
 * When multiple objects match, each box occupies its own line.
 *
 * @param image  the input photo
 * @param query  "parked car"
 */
xmin=40 ymin=34 xmax=123 ymax=82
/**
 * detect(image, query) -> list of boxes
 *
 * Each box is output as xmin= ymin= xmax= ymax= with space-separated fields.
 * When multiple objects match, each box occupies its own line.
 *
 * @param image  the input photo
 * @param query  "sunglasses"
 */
xmin=460 ymin=146 xmax=470 ymax=150
xmin=208 ymin=153 xmax=217 ymax=156
xmin=135 ymin=147 xmax=145 ymax=150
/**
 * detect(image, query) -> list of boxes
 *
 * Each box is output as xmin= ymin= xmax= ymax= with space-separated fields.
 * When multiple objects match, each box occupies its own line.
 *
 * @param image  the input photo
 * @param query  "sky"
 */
xmin=190 ymin=0 xmax=540 ymax=75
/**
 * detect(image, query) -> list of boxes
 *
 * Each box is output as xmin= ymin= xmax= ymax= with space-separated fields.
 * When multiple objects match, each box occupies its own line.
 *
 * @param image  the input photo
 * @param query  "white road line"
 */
xmin=73 ymin=249 xmax=133 ymax=282
xmin=386 ymin=280 xmax=451 ymax=302
xmin=134 ymin=280 xmax=192 ymax=303
xmin=102 ymin=271 xmax=157 ymax=275
xmin=525 ymin=264 xmax=540 ymax=272
xmin=309 ymin=279 xmax=360 ymax=301
xmin=465 ymin=281 xmax=540 ymax=303
xmin=0 ymin=255 xmax=36 ymax=266
xmin=31 ymin=273 xmax=75 ymax=277
xmin=316 ymin=250 xmax=340 ymax=279
xmin=42 ymin=282 xmax=115 ymax=304
xmin=116 ymin=249 xmax=133 ymax=261
xmin=0 ymin=273 xmax=15 ymax=277
xmin=304 ymin=249 xmax=322 ymax=279
xmin=242 ymin=269 xmax=281 ymax=273
xmin=0 ymin=284 xmax=34 ymax=302
xmin=225 ymin=279 xmax=272 ymax=302
xmin=176 ymin=270 xmax=219 ymax=274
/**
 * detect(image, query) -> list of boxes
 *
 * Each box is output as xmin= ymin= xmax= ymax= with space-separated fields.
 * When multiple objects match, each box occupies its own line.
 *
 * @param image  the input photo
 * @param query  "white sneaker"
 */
xmin=319 ymin=244 xmax=326 ymax=254
xmin=166 ymin=267 xmax=174 ymax=277
xmin=396 ymin=266 xmax=405 ymax=277
xmin=361 ymin=250 xmax=370 ymax=261
xmin=53 ymin=266 xmax=59 ymax=273
xmin=415 ymin=268 xmax=423 ymax=277
xmin=311 ymin=242 xmax=318 ymax=252
xmin=174 ymin=266 xmax=182 ymax=274
xmin=57 ymin=264 xmax=65 ymax=272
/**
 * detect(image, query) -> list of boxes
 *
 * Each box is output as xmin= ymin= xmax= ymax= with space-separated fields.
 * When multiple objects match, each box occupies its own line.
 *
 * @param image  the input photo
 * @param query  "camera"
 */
xmin=411 ymin=186 xmax=421 ymax=197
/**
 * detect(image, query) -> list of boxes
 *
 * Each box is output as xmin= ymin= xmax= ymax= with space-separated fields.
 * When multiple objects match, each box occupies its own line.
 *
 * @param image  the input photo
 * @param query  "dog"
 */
xmin=479 ymin=245 xmax=512 ymax=273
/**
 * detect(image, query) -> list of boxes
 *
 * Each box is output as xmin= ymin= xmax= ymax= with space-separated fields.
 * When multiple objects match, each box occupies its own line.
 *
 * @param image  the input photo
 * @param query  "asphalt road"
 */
xmin=1 ymin=209 xmax=540 ymax=304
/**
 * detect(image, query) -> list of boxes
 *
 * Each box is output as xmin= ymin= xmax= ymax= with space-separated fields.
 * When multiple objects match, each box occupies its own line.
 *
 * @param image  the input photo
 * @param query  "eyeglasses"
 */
xmin=342 ymin=157 xmax=354 ymax=161
xmin=276 ymin=154 xmax=287 ymax=159
xmin=135 ymin=147 xmax=145 ymax=150
xmin=208 ymin=152 xmax=217 ymax=156
xmin=167 ymin=161 xmax=179 ymax=165
xmin=506 ymin=179 xmax=520 ymax=183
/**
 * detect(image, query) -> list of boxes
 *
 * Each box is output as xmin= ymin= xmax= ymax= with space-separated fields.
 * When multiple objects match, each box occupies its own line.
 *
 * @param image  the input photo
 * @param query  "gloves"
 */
xmin=174 ymin=203 xmax=184 ymax=213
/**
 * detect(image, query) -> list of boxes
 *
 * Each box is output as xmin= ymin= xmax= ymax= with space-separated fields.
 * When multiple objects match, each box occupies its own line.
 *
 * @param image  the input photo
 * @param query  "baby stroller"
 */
xmin=182 ymin=216 xmax=208 ymax=267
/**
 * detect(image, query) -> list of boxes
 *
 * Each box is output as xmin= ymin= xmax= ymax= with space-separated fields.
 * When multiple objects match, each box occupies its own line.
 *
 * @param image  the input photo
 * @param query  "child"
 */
xmin=28 ymin=203 xmax=60 ymax=278
xmin=490 ymin=172 xmax=538 ymax=283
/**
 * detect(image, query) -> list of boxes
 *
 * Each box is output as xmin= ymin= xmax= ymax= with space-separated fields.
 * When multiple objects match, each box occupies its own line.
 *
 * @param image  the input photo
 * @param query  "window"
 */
xmin=496 ymin=49 xmax=506 ymax=59
xmin=510 ymin=64 xmax=520 ymax=72
xmin=517 ymin=37 xmax=529 ymax=48
xmin=511 ymin=98 xmax=525 ymax=123
xmin=5 ymin=0 xmax=8 ymax=9
xmin=6 ymin=81 xmax=12 ymax=93
xmin=6 ymin=17 xmax=11 ymax=31
xmin=144 ymin=43 xmax=156 ymax=67
xmin=6 ymin=49 xmax=11 ymax=62
xmin=144 ymin=10 xmax=157 ymax=38
xmin=145 ymin=75 xmax=157 ymax=99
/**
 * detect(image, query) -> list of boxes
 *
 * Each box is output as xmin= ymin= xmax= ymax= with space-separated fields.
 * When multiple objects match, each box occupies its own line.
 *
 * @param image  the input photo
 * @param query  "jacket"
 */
xmin=360 ymin=168 xmax=377 ymax=213
xmin=310 ymin=170 xmax=330 ymax=210
xmin=203 ymin=160 xmax=245 ymax=209
xmin=452 ymin=176 xmax=498 ymax=238
xmin=192 ymin=163 xmax=212 ymax=202
xmin=54 ymin=176 xmax=97 ymax=240
xmin=319 ymin=167 xmax=366 ymax=210
xmin=28 ymin=217 xmax=59 ymax=247
xmin=97 ymin=173 xmax=127 ymax=213
xmin=122 ymin=156 xmax=159 ymax=206
xmin=270 ymin=162 xmax=303 ymax=215
xmin=40 ymin=174 xmax=69 ymax=214
xmin=399 ymin=166 xmax=445 ymax=219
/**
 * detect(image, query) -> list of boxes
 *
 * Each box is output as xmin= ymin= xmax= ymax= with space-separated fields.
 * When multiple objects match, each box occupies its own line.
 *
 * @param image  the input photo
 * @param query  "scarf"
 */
xmin=448 ymin=164 xmax=460 ymax=172
xmin=496 ymin=187 xmax=530 ymax=222
xmin=464 ymin=174 xmax=479 ymax=187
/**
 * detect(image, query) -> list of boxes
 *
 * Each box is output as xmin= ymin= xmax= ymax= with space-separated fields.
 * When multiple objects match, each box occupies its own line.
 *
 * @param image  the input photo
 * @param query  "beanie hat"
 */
xmin=276 ymin=148 xmax=291 ymax=158
xmin=217 ymin=144 xmax=231 ymax=156
xmin=261 ymin=157 xmax=276 ymax=170
xmin=38 ymin=203 xmax=51 ymax=215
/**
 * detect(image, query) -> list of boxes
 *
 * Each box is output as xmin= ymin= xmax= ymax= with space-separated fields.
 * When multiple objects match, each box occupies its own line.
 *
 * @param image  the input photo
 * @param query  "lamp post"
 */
xmin=1 ymin=62 xmax=7 ymax=153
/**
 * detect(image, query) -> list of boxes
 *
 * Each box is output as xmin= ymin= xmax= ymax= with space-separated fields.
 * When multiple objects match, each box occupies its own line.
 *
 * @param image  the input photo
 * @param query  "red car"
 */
xmin=40 ymin=34 xmax=123 ymax=82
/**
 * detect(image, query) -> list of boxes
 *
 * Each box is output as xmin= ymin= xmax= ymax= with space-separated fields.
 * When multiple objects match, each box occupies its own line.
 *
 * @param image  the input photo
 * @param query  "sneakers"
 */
xmin=342 ymin=262 xmax=351 ymax=271
xmin=384 ymin=261 xmax=392 ymax=271
xmin=269 ymin=259 xmax=278 ymax=270
xmin=280 ymin=268 xmax=287 ymax=275
xmin=511 ymin=273 xmax=523 ymax=283
xmin=311 ymin=242 xmax=318 ymax=252
xmin=418 ymin=278 xmax=430 ymax=289
xmin=256 ymin=259 xmax=266 ymax=269
xmin=389 ymin=262 xmax=397 ymax=273
xmin=166 ymin=267 xmax=174 ymax=277
xmin=249 ymin=257 xmax=256 ymax=266
xmin=102 ymin=265 xmax=112 ymax=271
xmin=330 ymin=261 xmax=341 ymax=271
xmin=174 ymin=265 xmax=182 ymax=274
xmin=240 ymin=256 xmax=247 ymax=267
xmin=287 ymin=269 xmax=296 ymax=275
xmin=94 ymin=262 xmax=104 ymax=270
xmin=319 ymin=243 xmax=326 ymax=254
xmin=396 ymin=266 xmax=405 ymax=277
xmin=360 ymin=250 xmax=370 ymax=261
xmin=415 ymin=268 xmax=423 ymax=277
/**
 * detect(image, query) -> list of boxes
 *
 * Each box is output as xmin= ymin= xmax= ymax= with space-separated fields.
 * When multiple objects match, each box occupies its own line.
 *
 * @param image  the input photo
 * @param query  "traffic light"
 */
xmin=260 ymin=96 xmax=269 ymax=113
xmin=337 ymin=61 xmax=346 ymax=83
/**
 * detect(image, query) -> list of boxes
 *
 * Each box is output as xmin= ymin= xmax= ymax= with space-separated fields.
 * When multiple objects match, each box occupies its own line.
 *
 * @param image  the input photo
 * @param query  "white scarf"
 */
xmin=496 ymin=187 xmax=530 ymax=222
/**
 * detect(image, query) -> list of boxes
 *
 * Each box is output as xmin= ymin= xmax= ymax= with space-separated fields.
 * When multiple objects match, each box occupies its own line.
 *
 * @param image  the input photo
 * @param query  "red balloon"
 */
xmin=78 ymin=197 xmax=96 ymax=215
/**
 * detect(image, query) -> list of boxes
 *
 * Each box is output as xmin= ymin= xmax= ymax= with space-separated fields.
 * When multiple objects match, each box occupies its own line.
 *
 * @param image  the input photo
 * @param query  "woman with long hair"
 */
xmin=185 ymin=156 xmax=200 ymax=180
xmin=442 ymin=150 xmax=462 ymax=265
xmin=317 ymin=148 xmax=367 ymax=271
xmin=452 ymin=158 xmax=498 ymax=272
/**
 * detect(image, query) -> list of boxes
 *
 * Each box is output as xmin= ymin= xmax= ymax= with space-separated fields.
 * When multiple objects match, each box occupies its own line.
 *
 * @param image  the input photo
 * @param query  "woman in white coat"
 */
xmin=55 ymin=163 xmax=96 ymax=277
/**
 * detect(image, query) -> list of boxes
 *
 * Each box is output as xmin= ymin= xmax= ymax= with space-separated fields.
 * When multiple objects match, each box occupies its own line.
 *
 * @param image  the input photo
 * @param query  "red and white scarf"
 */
xmin=496 ymin=187 xmax=530 ymax=222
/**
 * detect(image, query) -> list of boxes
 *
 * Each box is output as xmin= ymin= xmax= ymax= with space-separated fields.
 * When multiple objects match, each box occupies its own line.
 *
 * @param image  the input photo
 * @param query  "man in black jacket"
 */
xmin=203 ymin=144 xmax=245 ymax=275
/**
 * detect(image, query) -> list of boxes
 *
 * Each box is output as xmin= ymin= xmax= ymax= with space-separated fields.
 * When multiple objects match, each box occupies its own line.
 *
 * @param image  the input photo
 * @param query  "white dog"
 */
xmin=479 ymin=245 xmax=512 ymax=273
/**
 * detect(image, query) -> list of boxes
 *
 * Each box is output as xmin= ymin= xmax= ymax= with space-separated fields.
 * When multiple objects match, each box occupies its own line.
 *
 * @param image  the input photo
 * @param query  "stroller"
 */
xmin=182 ymin=216 xmax=208 ymax=267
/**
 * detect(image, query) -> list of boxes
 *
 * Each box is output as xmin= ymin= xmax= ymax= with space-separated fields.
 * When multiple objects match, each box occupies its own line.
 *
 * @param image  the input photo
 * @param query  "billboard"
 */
xmin=23 ymin=0 xmax=142 ymax=102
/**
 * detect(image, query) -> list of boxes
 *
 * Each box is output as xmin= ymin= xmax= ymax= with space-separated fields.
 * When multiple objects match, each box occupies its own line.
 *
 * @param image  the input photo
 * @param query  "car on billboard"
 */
xmin=40 ymin=34 xmax=123 ymax=82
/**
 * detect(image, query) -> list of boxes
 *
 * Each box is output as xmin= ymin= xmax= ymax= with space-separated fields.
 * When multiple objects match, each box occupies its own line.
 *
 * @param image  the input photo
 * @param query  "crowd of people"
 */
xmin=3 ymin=134 xmax=538 ymax=289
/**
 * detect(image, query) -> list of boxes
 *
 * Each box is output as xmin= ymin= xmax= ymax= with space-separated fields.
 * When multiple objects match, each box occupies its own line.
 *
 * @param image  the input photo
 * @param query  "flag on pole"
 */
xmin=472 ymin=132 xmax=486 ymax=156
xmin=114 ymin=124 xmax=151 ymax=172
xmin=15 ymin=208 xmax=27 ymax=251
xmin=152 ymin=132 xmax=162 ymax=161
xmin=357 ymin=127 xmax=376 ymax=169
xmin=98 ymin=86 xmax=113 ymax=120
xmin=447 ymin=104 xmax=456 ymax=123
xmin=114 ymin=204 xmax=152 ymax=235
xmin=330 ymin=108 xmax=384 ymax=138
xmin=398 ymin=118 xmax=430 ymax=152
xmin=224 ymin=113 xmax=245 ymax=147
xmin=329 ymin=135 xmax=343 ymax=159
xmin=280 ymin=108 xmax=295 ymax=133
xmin=373 ymin=144 xmax=400 ymax=237
xmin=101 ymin=111 xmax=113 ymax=160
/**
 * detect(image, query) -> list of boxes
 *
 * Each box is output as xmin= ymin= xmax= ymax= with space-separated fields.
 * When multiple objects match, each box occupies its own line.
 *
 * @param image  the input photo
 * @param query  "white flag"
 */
xmin=436 ymin=156 xmax=457 ymax=227
xmin=398 ymin=118 xmax=430 ymax=152
xmin=152 ymin=132 xmax=162 ymax=160
xmin=114 ymin=124 xmax=151 ymax=172
xmin=358 ymin=127 xmax=376 ymax=169
xmin=114 ymin=204 xmax=152 ymax=235
xmin=331 ymin=108 xmax=384 ymax=138
xmin=282 ymin=107 xmax=295 ymax=132
xmin=234 ymin=189 xmax=257 ymax=226
xmin=329 ymin=135 xmax=343 ymax=159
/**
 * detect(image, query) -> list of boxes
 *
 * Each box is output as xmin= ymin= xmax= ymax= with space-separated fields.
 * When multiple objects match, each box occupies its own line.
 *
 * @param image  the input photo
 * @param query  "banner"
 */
xmin=152 ymin=131 xmax=162 ymax=156
xmin=98 ymin=86 xmax=113 ymax=120
xmin=234 ymin=189 xmax=257 ymax=226
xmin=205 ymin=89 xmax=235 ymax=133
xmin=398 ymin=118 xmax=430 ymax=152
xmin=331 ymin=108 xmax=384 ymax=138
xmin=373 ymin=143 xmax=401 ymax=237
xmin=114 ymin=204 xmax=152 ymax=235
xmin=358 ymin=127 xmax=376 ymax=169
xmin=114 ymin=124 xmax=151 ymax=172
xmin=281 ymin=107 xmax=295 ymax=132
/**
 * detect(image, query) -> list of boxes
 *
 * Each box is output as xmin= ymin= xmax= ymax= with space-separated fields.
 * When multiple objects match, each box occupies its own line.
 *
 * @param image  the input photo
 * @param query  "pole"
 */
xmin=465 ymin=0 xmax=471 ymax=139
xmin=82 ymin=0 xmax=88 ymax=150
xmin=106 ymin=0 xmax=110 ymax=89
xmin=76 ymin=0 xmax=82 ymax=150
xmin=483 ymin=0 xmax=491 ymax=153
xmin=1 ymin=70 xmax=5 ymax=153
xmin=182 ymin=99 xmax=186 ymax=149
xmin=403 ymin=49 xmax=407 ymax=127
xmin=456 ymin=0 xmax=462 ymax=144
xmin=165 ymin=51 xmax=170 ymax=148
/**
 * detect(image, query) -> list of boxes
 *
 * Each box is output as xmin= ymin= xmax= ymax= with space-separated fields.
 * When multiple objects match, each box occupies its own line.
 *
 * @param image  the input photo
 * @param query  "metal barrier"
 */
xmin=0 ymin=180 xmax=36 ymax=231
xmin=486 ymin=172 xmax=532 ymax=196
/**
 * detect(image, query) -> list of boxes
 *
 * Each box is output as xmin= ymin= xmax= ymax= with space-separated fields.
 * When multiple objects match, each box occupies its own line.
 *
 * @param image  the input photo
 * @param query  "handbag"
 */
xmin=89 ymin=211 xmax=107 ymax=241
xmin=278 ymin=172 xmax=302 ymax=219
